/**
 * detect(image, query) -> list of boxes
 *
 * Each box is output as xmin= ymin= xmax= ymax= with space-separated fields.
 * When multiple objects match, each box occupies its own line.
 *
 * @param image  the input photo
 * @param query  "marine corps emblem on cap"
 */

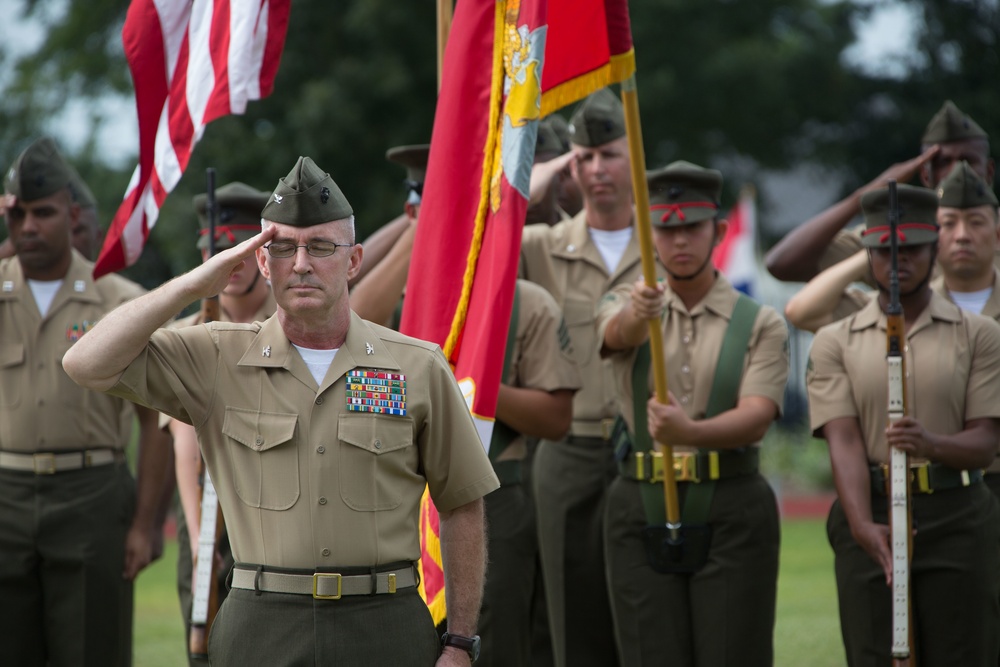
xmin=921 ymin=101 xmax=988 ymax=145
xmin=4 ymin=137 xmax=73 ymax=202
xmin=646 ymin=161 xmax=723 ymax=227
xmin=569 ymin=88 xmax=625 ymax=148
xmin=937 ymin=161 xmax=999 ymax=209
xmin=261 ymin=156 xmax=353 ymax=227
xmin=860 ymin=184 xmax=939 ymax=248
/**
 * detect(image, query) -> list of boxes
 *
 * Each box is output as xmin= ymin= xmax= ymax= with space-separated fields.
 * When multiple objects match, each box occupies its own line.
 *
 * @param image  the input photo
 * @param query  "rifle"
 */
xmin=885 ymin=180 xmax=915 ymax=666
xmin=189 ymin=168 xmax=225 ymax=660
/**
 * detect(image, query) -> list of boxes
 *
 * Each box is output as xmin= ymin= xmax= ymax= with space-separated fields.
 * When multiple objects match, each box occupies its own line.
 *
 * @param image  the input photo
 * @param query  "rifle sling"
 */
xmin=630 ymin=294 xmax=761 ymax=525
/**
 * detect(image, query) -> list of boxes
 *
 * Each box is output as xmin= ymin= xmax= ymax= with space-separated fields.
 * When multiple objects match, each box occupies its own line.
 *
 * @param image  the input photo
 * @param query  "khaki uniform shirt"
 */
xmin=109 ymin=311 xmax=499 ymax=569
xmin=807 ymin=292 xmax=1000 ymax=464
xmin=0 ymin=250 xmax=145 ymax=452
xmin=932 ymin=268 xmax=1000 ymax=473
xmin=496 ymin=280 xmax=583 ymax=460
xmin=519 ymin=212 xmax=650 ymax=434
xmin=595 ymin=273 xmax=788 ymax=453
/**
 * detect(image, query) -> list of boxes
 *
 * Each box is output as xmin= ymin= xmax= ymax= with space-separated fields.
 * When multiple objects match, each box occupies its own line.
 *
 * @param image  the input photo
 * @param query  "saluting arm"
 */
xmin=437 ymin=497 xmax=487 ymax=666
xmin=63 ymin=228 xmax=276 ymax=392
xmin=784 ymin=250 xmax=869 ymax=333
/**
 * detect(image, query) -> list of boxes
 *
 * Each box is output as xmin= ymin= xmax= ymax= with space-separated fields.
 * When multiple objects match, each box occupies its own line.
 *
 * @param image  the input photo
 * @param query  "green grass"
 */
xmin=134 ymin=519 xmax=845 ymax=666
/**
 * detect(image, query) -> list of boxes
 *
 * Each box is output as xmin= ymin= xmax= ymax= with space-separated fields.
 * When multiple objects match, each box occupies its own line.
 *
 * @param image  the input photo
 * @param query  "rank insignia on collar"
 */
xmin=262 ymin=345 xmax=271 ymax=358
xmin=2 ymin=281 xmax=12 ymax=292
xmin=365 ymin=342 xmax=374 ymax=355
xmin=346 ymin=369 xmax=407 ymax=416
xmin=73 ymin=280 xmax=85 ymax=293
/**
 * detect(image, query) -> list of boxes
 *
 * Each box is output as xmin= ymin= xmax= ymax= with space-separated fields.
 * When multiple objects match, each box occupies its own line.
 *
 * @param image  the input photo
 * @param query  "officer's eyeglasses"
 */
xmin=264 ymin=241 xmax=353 ymax=258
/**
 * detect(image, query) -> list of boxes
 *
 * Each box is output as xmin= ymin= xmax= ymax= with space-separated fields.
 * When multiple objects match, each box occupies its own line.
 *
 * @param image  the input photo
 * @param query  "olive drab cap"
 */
xmin=921 ymin=101 xmax=989 ymax=145
xmin=386 ymin=144 xmax=430 ymax=185
xmin=194 ymin=182 xmax=271 ymax=250
xmin=67 ymin=165 xmax=97 ymax=208
xmin=547 ymin=114 xmax=571 ymax=154
xmin=261 ymin=156 xmax=353 ymax=226
xmin=4 ymin=137 xmax=73 ymax=202
xmin=569 ymin=88 xmax=625 ymax=147
xmin=647 ymin=161 xmax=723 ymax=227
xmin=937 ymin=161 xmax=999 ymax=209
xmin=535 ymin=117 xmax=565 ymax=158
xmin=860 ymin=184 xmax=939 ymax=248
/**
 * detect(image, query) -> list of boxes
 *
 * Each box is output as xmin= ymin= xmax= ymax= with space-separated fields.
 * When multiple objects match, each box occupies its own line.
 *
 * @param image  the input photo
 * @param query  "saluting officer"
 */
xmin=0 ymin=137 xmax=167 ymax=666
xmin=520 ymin=87 xmax=646 ymax=667
xmin=166 ymin=181 xmax=275 ymax=666
xmin=808 ymin=184 xmax=1000 ymax=666
xmin=64 ymin=156 xmax=499 ymax=667
xmin=596 ymin=162 xmax=788 ymax=666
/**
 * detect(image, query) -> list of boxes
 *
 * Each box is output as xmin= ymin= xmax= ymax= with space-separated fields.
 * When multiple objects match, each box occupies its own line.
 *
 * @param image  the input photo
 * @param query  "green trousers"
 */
xmin=0 ymin=463 xmax=135 ymax=667
xmin=479 ymin=475 xmax=537 ymax=667
xmin=827 ymin=482 xmax=1000 ymax=667
xmin=176 ymin=501 xmax=234 ymax=667
xmin=604 ymin=473 xmax=780 ymax=667
xmin=208 ymin=586 xmax=439 ymax=666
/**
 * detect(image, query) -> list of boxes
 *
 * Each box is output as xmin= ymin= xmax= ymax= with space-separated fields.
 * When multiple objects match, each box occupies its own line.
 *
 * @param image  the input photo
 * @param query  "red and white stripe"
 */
xmin=94 ymin=0 xmax=290 ymax=278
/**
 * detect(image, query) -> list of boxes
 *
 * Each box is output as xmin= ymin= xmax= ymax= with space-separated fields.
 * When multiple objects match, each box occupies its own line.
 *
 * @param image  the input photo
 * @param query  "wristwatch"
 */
xmin=441 ymin=632 xmax=481 ymax=662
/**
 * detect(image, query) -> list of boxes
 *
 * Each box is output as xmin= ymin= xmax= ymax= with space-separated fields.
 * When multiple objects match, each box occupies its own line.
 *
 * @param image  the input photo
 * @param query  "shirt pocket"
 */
xmin=562 ymin=297 xmax=597 ymax=367
xmin=222 ymin=407 xmax=300 ymax=510
xmin=337 ymin=414 xmax=415 ymax=512
xmin=0 ymin=343 xmax=24 ymax=407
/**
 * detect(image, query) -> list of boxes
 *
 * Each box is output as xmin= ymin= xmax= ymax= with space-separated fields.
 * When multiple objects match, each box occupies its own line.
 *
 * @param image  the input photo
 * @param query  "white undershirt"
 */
xmin=949 ymin=287 xmax=993 ymax=315
xmin=588 ymin=226 xmax=632 ymax=273
xmin=28 ymin=279 xmax=62 ymax=317
xmin=292 ymin=344 xmax=338 ymax=385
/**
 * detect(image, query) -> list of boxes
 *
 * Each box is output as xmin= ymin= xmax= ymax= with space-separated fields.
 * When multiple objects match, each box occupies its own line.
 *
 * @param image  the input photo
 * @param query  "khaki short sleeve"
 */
xmin=738 ymin=306 xmax=789 ymax=411
xmin=594 ymin=283 xmax=632 ymax=351
xmin=514 ymin=282 xmax=582 ymax=393
xmin=964 ymin=314 xmax=1000 ymax=421
xmin=807 ymin=323 xmax=859 ymax=437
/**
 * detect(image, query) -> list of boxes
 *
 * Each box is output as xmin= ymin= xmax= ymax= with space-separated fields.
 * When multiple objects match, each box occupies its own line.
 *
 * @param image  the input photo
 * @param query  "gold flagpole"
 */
xmin=620 ymin=76 xmax=682 ymax=538
xmin=437 ymin=0 xmax=453 ymax=90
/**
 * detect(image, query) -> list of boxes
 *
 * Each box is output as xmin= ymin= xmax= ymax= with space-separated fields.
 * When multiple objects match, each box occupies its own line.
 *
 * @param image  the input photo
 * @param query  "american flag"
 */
xmin=94 ymin=0 xmax=290 ymax=277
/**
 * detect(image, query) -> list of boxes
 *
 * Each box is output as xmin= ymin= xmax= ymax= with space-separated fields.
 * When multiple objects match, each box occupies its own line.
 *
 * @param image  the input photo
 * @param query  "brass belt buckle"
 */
xmin=33 ymin=453 xmax=57 ymax=475
xmin=312 ymin=573 xmax=342 ymax=600
xmin=673 ymin=453 xmax=699 ymax=483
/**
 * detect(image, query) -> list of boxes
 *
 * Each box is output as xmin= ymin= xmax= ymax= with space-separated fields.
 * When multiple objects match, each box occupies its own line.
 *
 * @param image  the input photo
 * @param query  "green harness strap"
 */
xmin=489 ymin=286 xmax=521 ymax=462
xmin=631 ymin=294 xmax=761 ymax=525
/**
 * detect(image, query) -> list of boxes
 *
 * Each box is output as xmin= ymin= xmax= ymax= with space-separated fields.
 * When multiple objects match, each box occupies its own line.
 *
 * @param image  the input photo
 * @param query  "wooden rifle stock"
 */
xmin=885 ymin=180 xmax=915 ymax=666
xmin=189 ymin=168 xmax=225 ymax=659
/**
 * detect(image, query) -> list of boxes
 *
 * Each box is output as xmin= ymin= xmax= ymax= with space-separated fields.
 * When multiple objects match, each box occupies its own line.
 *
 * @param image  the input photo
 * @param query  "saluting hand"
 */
xmin=861 ymin=145 xmax=939 ymax=196
xmin=629 ymin=278 xmax=666 ymax=321
xmin=886 ymin=416 xmax=938 ymax=460
xmin=647 ymin=392 xmax=693 ymax=446
xmin=186 ymin=226 xmax=277 ymax=300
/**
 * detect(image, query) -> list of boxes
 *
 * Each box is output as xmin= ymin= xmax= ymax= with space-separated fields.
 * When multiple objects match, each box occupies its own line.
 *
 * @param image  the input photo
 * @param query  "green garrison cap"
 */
xmin=547 ymin=114 xmax=571 ymax=154
xmin=647 ymin=161 xmax=723 ymax=227
xmin=261 ymin=156 xmax=353 ymax=226
xmin=569 ymin=88 xmax=625 ymax=147
xmin=386 ymin=144 xmax=431 ymax=185
xmin=66 ymin=165 xmax=97 ymax=208
xmin=535 ymin=117 xmax=565 ymax=158
xmin=860 ymin=184 xmax=939 ymax=248
xmin=194 ymin=182 xmax=271 ymax=250
xmin=4 ymin=137 xmax=73 ymax=202
xmin=937 ymin=161 xmax=999 ymax=209
xmin=921 ymin=101 xmax=989 ymax=145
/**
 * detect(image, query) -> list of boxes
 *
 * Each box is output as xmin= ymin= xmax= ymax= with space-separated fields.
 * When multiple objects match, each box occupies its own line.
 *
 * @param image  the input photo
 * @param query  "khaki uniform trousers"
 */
xmin=478 ymin=468 xmax=537 ymax=667
xmin=208 ymin=585 xmax=439 ymax=666
xmin=604 ymin=473 xmax=780 ymax=667
xmin=0 ymin=463 xmax=135 ymax=667
xmin=532 ymin=436 xmax=619 ymax=667
xmin=827 ymin=482 xmax=1000 ymax=667
xmin=176 ymin=502 xmax=234 ymax=667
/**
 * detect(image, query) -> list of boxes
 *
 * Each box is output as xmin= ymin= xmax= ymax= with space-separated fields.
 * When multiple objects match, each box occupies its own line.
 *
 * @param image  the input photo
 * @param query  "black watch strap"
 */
xmin=441 ymin=632 xmax=481 ymax=662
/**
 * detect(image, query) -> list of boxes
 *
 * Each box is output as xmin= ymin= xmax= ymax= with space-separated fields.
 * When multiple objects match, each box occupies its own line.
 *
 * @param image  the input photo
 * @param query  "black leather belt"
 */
xmin=869 ymin=463 xmax=982 ymax=495
xmin=618 ymin=448 xmax=759 ymax=484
